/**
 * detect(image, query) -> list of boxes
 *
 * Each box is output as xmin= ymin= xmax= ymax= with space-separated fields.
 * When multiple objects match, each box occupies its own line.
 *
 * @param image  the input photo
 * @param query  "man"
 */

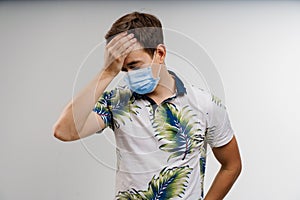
xmin=53 ymin=12 xmax=241 ymax=200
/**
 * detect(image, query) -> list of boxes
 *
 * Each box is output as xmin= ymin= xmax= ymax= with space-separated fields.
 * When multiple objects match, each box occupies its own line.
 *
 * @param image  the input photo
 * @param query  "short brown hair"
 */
xmin=105 ymin=12 xmax=164 ymax=58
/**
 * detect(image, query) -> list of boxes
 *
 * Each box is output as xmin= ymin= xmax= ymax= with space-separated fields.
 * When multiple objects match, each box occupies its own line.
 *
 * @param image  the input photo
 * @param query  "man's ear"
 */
xmin=156 ymin=44 xmax=166 ymax=63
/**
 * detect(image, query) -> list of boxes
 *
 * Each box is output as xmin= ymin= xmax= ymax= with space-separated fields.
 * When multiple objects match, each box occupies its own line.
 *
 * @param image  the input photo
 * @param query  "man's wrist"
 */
xmin=101 ymin=68 xmax=119 ymax=80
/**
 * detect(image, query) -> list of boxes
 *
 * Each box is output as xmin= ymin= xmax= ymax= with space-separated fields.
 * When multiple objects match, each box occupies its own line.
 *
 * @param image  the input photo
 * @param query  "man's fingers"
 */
xmin=106 ymin=32 xmax=135 ymax=59
xmin=118 ymin=37 xmax=137 ymax=54
xmin=107 ymin=32 xmax=133 ymax=50
xmin=112 ymin=33 xmax=135 ymax=52
xmin=104 ymin=31 xmax=138 ymax=69
xmin=106 ymin=31 xmax=127 ymax=48
xmin=111 ymin=37 xmax=137 ymax=61
xmin=121 ymin=41 xmax=137 ymax=57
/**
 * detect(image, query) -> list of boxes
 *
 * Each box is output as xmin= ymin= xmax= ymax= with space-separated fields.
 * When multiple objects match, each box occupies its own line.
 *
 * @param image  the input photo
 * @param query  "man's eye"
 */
xmin=129 ymin=66 xmax=139 ymax=70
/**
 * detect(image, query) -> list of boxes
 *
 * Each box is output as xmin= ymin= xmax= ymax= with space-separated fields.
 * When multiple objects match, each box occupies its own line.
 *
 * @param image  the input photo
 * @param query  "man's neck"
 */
xmin=146 ymin=69 xmax=176 ymax=105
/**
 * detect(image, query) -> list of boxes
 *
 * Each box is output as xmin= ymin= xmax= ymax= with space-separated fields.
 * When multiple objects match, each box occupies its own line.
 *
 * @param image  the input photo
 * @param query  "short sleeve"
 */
xmin=92 ymin=90 xmax=114 ymax=133
xmin=206 ymin=94 xmax=234 ymax=148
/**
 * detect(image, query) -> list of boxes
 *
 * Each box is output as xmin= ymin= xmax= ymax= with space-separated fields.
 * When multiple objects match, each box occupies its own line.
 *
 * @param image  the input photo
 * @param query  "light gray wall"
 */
xmin=1 ymin=1 xmax=300 ymax=199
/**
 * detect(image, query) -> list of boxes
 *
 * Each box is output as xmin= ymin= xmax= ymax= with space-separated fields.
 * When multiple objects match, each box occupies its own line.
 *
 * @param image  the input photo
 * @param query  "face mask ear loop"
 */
xmin=150 ymin=51 xmax=161 ymax=79
xmin=156 ymin=64 xmax=162 ymax=79
xmin=150 ymin=51 xmax=156 ymax=67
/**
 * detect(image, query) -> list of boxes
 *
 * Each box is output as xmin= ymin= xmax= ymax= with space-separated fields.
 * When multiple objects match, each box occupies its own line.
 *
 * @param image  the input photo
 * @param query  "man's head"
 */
xmin=105 ymin=12 xmax=164 ymax=59
xmin=106 ymin=12 xmax=169 ymax=94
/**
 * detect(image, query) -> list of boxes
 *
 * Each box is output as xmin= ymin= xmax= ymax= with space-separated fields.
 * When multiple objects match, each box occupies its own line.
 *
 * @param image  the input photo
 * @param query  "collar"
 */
xmin=132 ymin=70 xmax=187 ymax=100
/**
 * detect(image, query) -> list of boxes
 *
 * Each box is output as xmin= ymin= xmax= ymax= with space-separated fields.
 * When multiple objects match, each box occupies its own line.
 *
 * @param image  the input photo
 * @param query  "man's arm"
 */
xmin=52 ymin=70 xmax=113 ymax=141
xmin=204 ymin=135 xmax=242 ymax=200
xmin=53 ymin=32 xmax=136 ymax=141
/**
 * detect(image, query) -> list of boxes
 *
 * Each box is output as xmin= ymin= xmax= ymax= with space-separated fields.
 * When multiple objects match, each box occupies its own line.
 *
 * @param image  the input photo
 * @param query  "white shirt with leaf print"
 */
xmin=93 ymin=71 xmax=234 ymax=200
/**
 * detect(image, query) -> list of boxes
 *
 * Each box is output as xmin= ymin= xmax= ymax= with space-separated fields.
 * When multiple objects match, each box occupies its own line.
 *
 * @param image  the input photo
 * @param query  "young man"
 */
xmin=53 ymin=12 xmax=242 ymax=200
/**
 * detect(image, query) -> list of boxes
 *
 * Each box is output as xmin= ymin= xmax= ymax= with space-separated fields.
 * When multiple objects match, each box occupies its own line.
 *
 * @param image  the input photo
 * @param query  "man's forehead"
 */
xmin=124 ymin=49 xmax=150 ymax=65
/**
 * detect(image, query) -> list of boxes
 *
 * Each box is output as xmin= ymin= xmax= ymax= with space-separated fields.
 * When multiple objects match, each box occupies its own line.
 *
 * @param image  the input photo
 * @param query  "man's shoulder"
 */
xmin=107 ymin=85 xmax=131 ymax=94
xmin=100 ymin=85 xmax=134 ymax=102
xmin=185 ymin=84 xmax=211 ymax=100
xmin=181 ymin=84 xmax=214 ymax=114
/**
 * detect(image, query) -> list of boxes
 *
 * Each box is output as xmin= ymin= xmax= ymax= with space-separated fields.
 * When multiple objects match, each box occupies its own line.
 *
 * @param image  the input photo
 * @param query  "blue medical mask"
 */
xmin=124 ymin=59 xmax=161 ymax=94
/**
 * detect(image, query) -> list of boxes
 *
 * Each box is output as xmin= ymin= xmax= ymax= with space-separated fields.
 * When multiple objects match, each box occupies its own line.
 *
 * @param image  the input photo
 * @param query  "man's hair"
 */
xmin=105 ymin=12 xmax=164 ymax=58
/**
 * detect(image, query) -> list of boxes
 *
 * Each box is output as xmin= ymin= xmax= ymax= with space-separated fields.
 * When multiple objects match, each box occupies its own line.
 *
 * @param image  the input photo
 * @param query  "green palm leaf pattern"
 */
xmin=199 ymin=143 xmax=207 ymax=198
xmin=93 ymin=88 xmax=140 ymax=129
xmin=153 ymin=103 xmax=204 ymax=161
xmin=211 ymin=94 xmax=226 ymax=109
xmin=116 ymin=165 xmax=193 ymax=200
xmin=116 ymin=189 xmax=145 ymax=200
xmin=200 ymin=129 xmax=210 ymax=178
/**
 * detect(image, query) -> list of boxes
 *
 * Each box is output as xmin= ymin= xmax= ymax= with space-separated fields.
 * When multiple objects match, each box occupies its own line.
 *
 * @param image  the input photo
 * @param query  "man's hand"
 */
xmin=104 ymin=32 xmax=137 ymax=77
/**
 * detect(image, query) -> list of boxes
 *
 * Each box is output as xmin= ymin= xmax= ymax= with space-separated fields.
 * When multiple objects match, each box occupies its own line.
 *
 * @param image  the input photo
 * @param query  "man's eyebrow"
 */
xmin=126 ymin=60 xmax=142 ymax=66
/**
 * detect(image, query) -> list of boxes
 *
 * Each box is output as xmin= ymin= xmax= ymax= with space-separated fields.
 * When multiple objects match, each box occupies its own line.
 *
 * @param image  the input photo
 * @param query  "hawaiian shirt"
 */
xmin=93 ymin=71 xmax=234 ymax=200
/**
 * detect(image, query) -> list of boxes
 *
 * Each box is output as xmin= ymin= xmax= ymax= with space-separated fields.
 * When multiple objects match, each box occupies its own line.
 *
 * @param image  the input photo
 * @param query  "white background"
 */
xmin=1 ymin=1 xmax=300 ymax=199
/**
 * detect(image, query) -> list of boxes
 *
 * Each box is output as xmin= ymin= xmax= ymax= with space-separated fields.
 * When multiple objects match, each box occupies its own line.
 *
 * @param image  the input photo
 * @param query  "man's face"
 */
xmin=122 ymin=43 xmax=160 ymax=79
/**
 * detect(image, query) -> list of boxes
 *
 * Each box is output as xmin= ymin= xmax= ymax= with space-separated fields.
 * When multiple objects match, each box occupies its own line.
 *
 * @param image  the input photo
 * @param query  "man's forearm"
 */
xmin=53 ymin=32 xmax=137 ymax=141
xmin=70 ymin=70 xmax=115 ymax=132
xmin=204 ymin=165 xmax=241 ymax=200
xmin=53 ymin=69 xmax=115 ymax=140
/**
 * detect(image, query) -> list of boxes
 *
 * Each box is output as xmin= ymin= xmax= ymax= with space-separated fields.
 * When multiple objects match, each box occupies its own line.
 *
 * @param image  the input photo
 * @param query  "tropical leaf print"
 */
xmin=153 ymin=103 xmax=204 ymax=161
xmin=116 ymin=189 xmax=145 ymax=200
xmin=204 ymin=126 xmax=217 ymax=147
xmin=93 ymin=90 xmax=115 ymax=126
xmin=211 ymin=94 xmax=226 ymax=109
xmin=93 ymin=88 xmax=140 ymax=129
xmin=199 ymin=157 xmax=206 ymax=176
xmin=199 ymin=129 xmax=209 ymax=177
xmin=116 ymin=165 xmax=193 ymax=200
xmin=199 ymin=155 xmax=206 ymax=198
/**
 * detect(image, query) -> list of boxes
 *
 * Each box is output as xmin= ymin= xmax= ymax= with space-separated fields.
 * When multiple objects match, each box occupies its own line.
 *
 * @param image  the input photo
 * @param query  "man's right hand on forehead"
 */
xmin=103 ymin=32 xmax=137 ymax=77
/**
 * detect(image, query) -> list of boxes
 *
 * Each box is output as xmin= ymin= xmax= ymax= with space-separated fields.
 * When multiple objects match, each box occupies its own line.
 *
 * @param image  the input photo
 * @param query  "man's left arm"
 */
xmin=204 ymin=135 xmax=242 ymax=200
